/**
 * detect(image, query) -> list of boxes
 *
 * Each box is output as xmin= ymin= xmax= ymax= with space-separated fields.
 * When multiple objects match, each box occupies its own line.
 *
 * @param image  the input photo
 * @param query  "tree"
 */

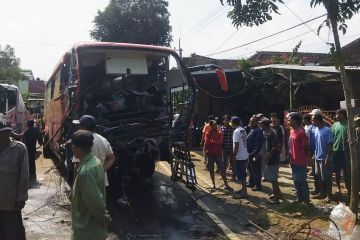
xmin=0 ymin=45 xmax=23 ymax=84
xmin=90 ymin=0 xmax=172 ymax=46
xmin=222 ymin=0 xmax=360 ymax=216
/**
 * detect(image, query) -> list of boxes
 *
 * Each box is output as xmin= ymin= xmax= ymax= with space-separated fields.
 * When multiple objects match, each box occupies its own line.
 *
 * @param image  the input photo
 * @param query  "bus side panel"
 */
xmin=45 ymin=96 xmax=64 ymax=156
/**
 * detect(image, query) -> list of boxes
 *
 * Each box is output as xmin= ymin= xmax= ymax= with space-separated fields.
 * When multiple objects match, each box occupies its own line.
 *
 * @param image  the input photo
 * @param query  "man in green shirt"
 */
xmin=332 ymin=109 xmax=349 ymax=194
xmin=71 ymin=130 xmax=108 ymax=240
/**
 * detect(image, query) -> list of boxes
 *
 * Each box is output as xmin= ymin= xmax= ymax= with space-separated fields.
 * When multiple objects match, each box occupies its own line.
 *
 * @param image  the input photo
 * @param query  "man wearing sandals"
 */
xmin=231 ymin=117 xmax=249 ymax=199
xmin=204 ymin=120 xmax=233 ymax=191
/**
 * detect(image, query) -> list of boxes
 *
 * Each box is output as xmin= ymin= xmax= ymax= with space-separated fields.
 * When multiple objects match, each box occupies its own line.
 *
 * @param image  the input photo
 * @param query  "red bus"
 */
xmin=43 ymin=42 xmax=196 ymax=184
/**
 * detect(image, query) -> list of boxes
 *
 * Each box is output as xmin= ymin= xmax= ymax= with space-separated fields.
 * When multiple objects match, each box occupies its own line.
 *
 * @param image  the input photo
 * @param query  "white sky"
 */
xmin=1 ymin=0 xmax=359 ymax=80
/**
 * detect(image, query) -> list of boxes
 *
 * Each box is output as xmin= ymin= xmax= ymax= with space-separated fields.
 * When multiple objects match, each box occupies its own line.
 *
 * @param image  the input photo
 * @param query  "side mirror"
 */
xmin=215 ymin=69 xmax=229 ymax=92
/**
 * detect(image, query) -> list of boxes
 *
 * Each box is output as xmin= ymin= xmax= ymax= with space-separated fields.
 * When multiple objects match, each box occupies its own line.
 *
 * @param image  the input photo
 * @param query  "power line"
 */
xmin=204 ymin=14 xmax=327 ymax=57
xmin=183 ymin=7 xmax=230 ymax=41
xmin=235 ymin=29 xmax=317 ymax=59
xmin=181 ymin=5 xmax=223 ymax=38
xmin=282 ymin=2 xmax=327 ymax=44
xmin=0 ymin=39 xmax=71 ymax=47
xmin=213 ymin=29 xmax=239 ymax=52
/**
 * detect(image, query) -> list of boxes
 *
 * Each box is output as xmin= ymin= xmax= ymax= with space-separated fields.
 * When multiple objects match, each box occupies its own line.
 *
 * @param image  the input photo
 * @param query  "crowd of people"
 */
xmin=201 ymin=108 xmax=358 ymax=205
xmin=0 ymin=115 xmax=112 ymax=240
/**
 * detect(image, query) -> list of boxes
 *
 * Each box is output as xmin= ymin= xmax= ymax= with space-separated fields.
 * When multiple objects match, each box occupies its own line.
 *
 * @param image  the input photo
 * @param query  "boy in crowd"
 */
xmin=201 ymin=115 xmax=215 ymax=169
xmin=288 ymin=112 xmax=310 ymax=204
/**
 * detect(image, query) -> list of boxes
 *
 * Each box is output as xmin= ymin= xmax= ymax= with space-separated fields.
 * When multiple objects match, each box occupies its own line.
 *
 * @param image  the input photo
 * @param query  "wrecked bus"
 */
xmin=0 ymin=84 xmax=26 ymax=132
xmin=43 ymin=42 xmax=199 ymax=187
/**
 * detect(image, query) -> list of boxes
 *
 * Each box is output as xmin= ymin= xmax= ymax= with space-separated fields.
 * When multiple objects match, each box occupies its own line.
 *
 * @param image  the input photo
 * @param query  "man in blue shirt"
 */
xmin=311 ymin=114 xmax=333 ymax=202
xmin=246 ymin=116 xmax=263 ymax=191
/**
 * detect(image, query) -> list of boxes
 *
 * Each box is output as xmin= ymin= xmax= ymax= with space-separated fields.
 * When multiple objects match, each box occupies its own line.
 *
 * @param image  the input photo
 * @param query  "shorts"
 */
xmin=234 ymin=160 xmax=247 ymax=181
xmin=264 ymin=164 xmax=279 ymax=182
xmin=315 ymin=159 xmax=332 ymax=181
xmin=207 ymin=154 xmax=224 ymax=172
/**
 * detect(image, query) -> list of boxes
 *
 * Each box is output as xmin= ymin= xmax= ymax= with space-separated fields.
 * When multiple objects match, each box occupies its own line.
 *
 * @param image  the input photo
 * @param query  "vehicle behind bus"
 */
xmin=0 ymin=84 xmax=26 ymax=132
xmin=43 ymin=42 xmax=195 ymax=184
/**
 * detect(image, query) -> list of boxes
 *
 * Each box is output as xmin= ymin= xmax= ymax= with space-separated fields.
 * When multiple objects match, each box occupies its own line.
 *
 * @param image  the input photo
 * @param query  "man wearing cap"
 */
xmin=0 ymin=122 xmax=29 ymax=240
xmin=246 ymin=116 xmax=264 ymax=191
xmin=231 ymin=116 xmax=249 ymax=199
xmin=72 ymin=115 xmax=115 ymax=189
xmin=71 ymin=130 xmax=108 ymax=240
xmin=332 ymin=109 xmax=349 ymax=194
xmin=311 ymin=113 xmax=333 ymax=202
xmin=23 ymin=119 xmax=43 ymax=188
xmin=288 ymin=112 xmax=310 ymax=204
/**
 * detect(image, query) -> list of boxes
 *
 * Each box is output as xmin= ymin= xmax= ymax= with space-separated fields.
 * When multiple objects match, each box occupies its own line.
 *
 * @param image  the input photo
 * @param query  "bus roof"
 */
xmin=73 ymin=42 xmax=176 ymax=54
xmin=46 ymin=42 xmax=177 ymax=84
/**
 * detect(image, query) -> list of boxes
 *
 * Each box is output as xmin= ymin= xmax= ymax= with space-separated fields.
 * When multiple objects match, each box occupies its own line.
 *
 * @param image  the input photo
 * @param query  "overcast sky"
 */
xmin=1 ymin=0 xmax=359 ymax=80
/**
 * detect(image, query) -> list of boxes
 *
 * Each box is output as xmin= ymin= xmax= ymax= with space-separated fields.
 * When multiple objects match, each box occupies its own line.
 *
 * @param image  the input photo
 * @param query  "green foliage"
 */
xmin=0 ymin=45 xmax=23 ymax=84
xmin=222 ymin=0 xmax=283 ymax=27
xmin=90 ymin=0 xmax=172 ymax=46
xmin=314 ymin=0 xmax=360 ymax=36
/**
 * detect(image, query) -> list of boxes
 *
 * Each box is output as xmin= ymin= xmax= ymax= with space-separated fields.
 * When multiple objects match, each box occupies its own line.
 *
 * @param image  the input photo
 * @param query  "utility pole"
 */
xmin=178 ymin=38 xmax=183 ymax=59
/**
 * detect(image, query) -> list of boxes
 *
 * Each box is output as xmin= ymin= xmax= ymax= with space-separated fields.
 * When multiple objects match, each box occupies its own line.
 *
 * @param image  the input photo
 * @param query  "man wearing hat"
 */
xmin=72 ymin=115 xmax=115 ymax=189
xmin=71 ymin=130 xmax=108 ymax=240
xmin=0 ymin=122 xmax=29 ymax=240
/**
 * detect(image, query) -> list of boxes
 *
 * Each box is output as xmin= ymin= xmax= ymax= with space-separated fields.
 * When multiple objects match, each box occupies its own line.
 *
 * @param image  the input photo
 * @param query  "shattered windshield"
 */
xmin=78 ymin=49 xmax=191 ymax=123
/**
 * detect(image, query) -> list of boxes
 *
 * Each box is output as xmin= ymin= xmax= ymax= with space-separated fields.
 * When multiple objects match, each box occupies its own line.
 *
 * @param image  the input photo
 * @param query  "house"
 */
xmin=27 ymin=78 xmax=45 ymax=118
xmin=342 ymin=37 xmax=360 ymax=65
xmin=248 ymin=51 xmax=330 ymax=66
xmin=182 ymin=54 xmax=239 ymax=69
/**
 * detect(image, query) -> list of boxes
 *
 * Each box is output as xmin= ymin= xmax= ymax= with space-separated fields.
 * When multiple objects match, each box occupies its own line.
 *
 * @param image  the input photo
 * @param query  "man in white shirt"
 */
xmin=72 ymin=115 xmax=115 ymax=187
xmin=231 ymin=117 xmax=249 ymax=199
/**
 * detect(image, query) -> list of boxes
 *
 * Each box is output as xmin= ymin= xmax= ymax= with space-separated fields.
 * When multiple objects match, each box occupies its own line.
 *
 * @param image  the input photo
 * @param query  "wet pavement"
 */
xmin=108 ymin=163 xmax=226 ymax=240
xmin=24 ymin=153 xmax=71 ymax=240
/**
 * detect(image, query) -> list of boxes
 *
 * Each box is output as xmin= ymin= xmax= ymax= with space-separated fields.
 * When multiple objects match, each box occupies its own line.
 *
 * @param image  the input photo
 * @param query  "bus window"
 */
xmin=0 ymin=87 xmax=6 ymax=113
xmin=7 ymin=89 xmax=17 ymax=110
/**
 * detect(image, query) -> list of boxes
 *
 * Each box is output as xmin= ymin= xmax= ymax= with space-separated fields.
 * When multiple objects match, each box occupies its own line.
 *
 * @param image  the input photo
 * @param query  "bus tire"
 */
xmin=139 ymin=159 xmax=155 ymax=179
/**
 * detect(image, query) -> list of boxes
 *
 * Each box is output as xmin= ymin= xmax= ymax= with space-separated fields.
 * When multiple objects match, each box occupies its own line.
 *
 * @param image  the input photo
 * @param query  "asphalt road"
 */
xmin=107 ymin=163 xmax=226 ymax=240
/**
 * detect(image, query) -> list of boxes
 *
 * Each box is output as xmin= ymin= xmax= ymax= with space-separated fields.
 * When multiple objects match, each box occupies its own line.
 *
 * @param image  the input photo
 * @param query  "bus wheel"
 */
xmin=139 ymin=159 xmax=155 ymax=179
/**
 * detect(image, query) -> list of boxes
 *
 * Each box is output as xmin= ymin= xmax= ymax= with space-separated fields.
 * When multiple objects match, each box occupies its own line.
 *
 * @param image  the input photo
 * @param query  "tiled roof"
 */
xmin=342 ymin=38 xmax=360 ymax=65
xmin=182 ymin=54 xmax=239 ymax=69
xmin=28 ymin=80 xmax=45 ymax=94
xmin=248 ymin=51 xmax=330 ymax=65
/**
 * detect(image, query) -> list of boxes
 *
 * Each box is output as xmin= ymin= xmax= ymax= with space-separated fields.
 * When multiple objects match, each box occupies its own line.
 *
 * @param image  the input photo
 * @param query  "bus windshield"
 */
xmin=77 ymin=48 xmax=193 ymax=129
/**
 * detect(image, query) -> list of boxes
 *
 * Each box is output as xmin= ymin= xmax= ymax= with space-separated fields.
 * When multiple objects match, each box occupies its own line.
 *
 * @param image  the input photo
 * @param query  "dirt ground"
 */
xmin=189 ymin=150 xmax=358 ymax=240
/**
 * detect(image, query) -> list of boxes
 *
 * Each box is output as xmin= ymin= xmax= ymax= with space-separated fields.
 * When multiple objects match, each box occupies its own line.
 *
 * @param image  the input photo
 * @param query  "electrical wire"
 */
xmin=282 ymin=2 xmax=328 ymax=44
xmin=183 ymin=7 xmax=231 ymax=41
xmin=181 ymin=5 xmax=223 ymax=39
xmin=213 ymin=29 xmax=239 ymax=52
xmin=204 ymin=14 xmax=327 ymax=57
xmin=235 ymin=28 xmax=318 ymax=59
